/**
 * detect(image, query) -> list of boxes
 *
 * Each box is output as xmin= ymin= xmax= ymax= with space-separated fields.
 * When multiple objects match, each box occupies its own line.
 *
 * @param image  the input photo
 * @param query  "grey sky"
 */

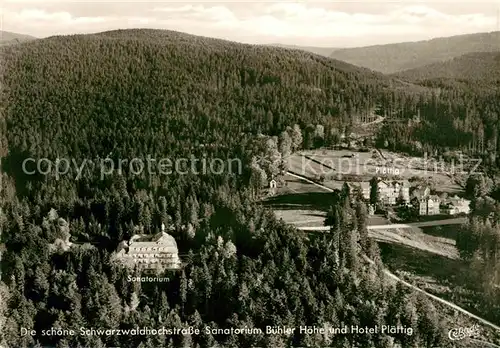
xmin=2 ymin=1 xmax=499 ymax=47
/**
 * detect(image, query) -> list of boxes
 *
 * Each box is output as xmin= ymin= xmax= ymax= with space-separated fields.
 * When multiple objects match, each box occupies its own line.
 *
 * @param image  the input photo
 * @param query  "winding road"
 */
xmin=296 ymin=217 xmax=466 ymax=231
xmin=284 ymin=171 xmax=500 ymax=332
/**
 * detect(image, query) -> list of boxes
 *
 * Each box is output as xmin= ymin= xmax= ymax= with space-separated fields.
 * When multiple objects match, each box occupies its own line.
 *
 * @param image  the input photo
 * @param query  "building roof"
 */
xmin=126 ymin=232 xmax=179 ymax=252
xmin=378 ymin=180 xmax=410 ymax=188
xmin=127 ymin=249 xmax=178 ymax=256
xmin=428 ymin=195 xmax=440 ymax=202
xmin=348 ymin=182 xmax=370 ymax=190
xmin=378 ymin=181 xmax=389 ymax=188
xmin=411 ymin=186 xmax=430 ymax=200
xmin=444 ymin=196 xmax=470 ymax=207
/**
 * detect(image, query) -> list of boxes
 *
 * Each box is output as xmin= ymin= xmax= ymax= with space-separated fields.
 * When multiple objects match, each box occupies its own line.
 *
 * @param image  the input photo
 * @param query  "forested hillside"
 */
xmin=1 ymin=29 xmax=395 ymax=162
xmin=376 ymin=49 xmax=500 ymax=161
xmin=0 ymin=31 xmax=36 ymax=46
xmin=454 ymin=174 xmax=500 ymax=325
xmin=394 ymin=52 xmax=500 ymax=82
xmin=0 ymin=28 xmax=497 ymax=347
xmin=376 ymin=78 xmax=500 ymax=161
xmin=330 ymin=31 xmax=500 ymax=74
xmin=268 ymin=43 xmax=338 ymax=57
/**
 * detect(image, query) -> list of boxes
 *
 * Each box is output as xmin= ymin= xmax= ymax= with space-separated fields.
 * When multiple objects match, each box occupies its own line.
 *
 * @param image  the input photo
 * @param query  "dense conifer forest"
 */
xmin=394 ymin=52 xmax=500 ymax=82
xmin=329 ymin=31 xmax=500 ymax=74
xmin=454 ymin=175 xmax=500 ymax=325
xmin=0 ymin=29 xmax=498 ymax=347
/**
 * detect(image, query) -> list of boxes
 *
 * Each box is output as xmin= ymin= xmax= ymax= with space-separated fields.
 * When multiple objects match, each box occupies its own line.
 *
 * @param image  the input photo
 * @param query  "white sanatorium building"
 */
xmin=113 ymin=232 xmax=182 ymax=271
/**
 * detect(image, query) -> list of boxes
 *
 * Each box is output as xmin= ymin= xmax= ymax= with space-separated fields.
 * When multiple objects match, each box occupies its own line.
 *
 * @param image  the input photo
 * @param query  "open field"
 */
xmin=270 ymin=180 xmax=462 ymax=259
xmin=273 ymin=210 xmax=326 ymax=227
xmin=371 ymin=245 xmax=500 ymax=344
xmin=290 ymin=149 xmax=463 ymax=194
xmin=293 ymin=222 xmax=460 ymax=259
xmin=378 ymin=220 xmax=500 ymax=339
xmin=267 ymin=173 xmax=331 ymax=224
xmin=276 ymin=172 xmax=330 ymax=195
xmin=288 ymin=149 xmax=380 ymax=181
xmin=371 ymin=226 xmax=458 ymax=259
xmin=378 ymin=148 xmax=465 ymax=193
xmin=280 ymin=214 xmax=391 ymax=228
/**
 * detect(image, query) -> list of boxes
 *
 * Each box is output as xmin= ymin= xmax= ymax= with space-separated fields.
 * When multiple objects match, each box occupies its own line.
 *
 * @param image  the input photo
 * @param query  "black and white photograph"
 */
xmin=0 ymin=1 xmax=500 ymax=347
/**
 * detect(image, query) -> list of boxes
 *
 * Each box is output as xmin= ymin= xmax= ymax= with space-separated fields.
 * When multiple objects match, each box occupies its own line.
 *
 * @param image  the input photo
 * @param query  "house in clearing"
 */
xmin=113 ymin=231 xmax=182 ymax=271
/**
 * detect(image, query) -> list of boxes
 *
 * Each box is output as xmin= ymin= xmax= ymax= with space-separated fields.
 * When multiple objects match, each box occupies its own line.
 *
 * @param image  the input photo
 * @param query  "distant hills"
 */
xmin=329 ymin=31 xmax=500 ymax=74
xmin=268 ymin=43 xmax=338 ymax=57
xmin=394 ymin=51 xmax=500 ymax=82
xmin=0 ymin=31 xmax=36 ymax=45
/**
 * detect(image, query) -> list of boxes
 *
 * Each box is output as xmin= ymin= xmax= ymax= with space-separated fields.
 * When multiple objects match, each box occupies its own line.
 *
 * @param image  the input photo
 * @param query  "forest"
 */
xmin=454 ymin=175 xmax=500 ymax=325
xmin=0 ymin=29 xmax=498 ymax=347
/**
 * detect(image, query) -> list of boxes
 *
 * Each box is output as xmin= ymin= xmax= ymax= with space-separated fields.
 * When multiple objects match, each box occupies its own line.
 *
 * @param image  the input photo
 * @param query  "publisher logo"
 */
xmin=448 ymin=324 xmax=480 ymax=340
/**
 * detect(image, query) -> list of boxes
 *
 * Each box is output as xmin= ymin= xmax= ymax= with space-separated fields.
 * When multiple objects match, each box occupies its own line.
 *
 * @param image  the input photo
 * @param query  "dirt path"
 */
xmin=296 ymin=217 xmax=466 ymax=231
xmin=287 ymin=171 xmax=334 ymax=192
xmin=361 ymin=254 xmax=500 ymax=331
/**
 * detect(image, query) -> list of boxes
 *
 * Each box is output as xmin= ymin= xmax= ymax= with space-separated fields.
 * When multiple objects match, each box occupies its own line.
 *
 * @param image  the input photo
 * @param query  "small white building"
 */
xmin=268 ymin=179 xmax=277 ymax=196
xmin=368 ymin=204 xmax=375 ymax=216
xmin=269 ymin=179 xmax=277 ymax=189
xmin=441 ymin=205 xmax=458 ymax=215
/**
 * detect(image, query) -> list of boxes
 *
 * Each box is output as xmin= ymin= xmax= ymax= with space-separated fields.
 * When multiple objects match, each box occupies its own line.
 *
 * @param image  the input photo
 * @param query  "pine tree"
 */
xmin=290 ymin=124 xmax=303 ymax=152
xmin=369 ymin=176 xmax=380 ymax=206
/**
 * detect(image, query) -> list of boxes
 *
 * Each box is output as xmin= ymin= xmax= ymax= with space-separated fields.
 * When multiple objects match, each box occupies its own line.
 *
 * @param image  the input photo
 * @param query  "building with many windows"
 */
xmin=378 ymin=180 xmax=410 ymax=205
xmin=114 ymin=231 xmax=182 ymax=271
xmin=418 ymin=195 xmax=441 ymax=215
xmin=410 ymin=185 xmax=437 ymax=215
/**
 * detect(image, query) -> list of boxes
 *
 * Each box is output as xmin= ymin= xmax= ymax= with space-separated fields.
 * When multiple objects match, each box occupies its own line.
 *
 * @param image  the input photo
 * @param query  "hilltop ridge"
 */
xmin=393 ymin=51 xmax=500 ymax=83
xmin=0 ymin=30 xmax=36 ymax=45
xmin=330 ymin=31 xmax=500 ymax=73
xmin=267 ymin=43 xmax=339 ymax=57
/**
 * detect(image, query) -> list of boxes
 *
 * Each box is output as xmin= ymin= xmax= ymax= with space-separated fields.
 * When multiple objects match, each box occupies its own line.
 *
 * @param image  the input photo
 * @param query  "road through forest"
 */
xmin=284 ymin=171 xmax=500 ymax=332
xmin=295 ymin=217 xmax=467 ymax=231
